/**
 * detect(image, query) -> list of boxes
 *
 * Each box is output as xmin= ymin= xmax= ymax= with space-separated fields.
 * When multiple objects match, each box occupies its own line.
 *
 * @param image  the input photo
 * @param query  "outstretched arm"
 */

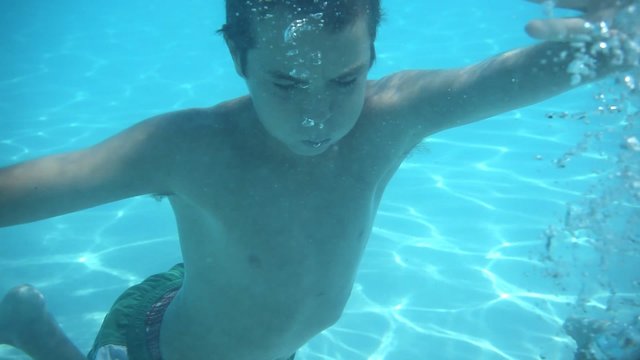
xmin=0 ymin=111 xmax=183 ymax=227
xmin=370 ymin=0 xmax=638 ymax=150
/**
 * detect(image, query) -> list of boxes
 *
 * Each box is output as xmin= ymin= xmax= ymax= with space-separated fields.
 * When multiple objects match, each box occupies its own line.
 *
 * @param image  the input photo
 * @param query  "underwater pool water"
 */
xmin=1 ymin=1 xmax=638 ymax=359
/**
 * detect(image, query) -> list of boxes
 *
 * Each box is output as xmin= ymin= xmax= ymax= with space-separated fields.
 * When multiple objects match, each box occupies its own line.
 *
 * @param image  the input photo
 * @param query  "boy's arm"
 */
xmin=0 ymin=111 xmax=183 ymax=227
xmin=370 ymin=0 xmax=638 ymax=148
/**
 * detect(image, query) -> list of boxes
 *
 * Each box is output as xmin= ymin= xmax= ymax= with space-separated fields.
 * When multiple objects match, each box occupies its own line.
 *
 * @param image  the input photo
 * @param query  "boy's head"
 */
xmin=218 ymin=0 xmax=382 ymax=74
xmin=218 ymin=0 xmax=382 ymax=156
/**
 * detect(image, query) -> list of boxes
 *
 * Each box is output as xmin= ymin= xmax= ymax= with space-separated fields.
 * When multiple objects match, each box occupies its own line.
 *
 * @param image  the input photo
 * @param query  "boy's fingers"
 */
xmin=525 ymin=18 xmax=593 ymax=41
xmin=525 ymin=0 xmax=590 ymax=11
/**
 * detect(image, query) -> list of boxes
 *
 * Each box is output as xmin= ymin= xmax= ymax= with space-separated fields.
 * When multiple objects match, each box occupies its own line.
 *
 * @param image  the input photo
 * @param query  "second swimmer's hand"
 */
xmin=524 ymin=0 xmax=638 ymax=41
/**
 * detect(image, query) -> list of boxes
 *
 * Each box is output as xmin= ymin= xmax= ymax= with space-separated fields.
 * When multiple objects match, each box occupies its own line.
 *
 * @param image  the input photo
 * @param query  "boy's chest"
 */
xmin=173 ymin=148 xmax=393 ymax=270
xmin=168 ymin=141 xmax=405 ymax=331
xmin=214 ymin=154 xmax=383 ymax=242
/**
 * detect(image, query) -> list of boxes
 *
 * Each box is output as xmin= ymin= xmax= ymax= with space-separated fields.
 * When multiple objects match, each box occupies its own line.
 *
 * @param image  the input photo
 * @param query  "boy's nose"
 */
xmin=301 ymin=93 xmax=332 ymax=126
xmin=301 ymin=106 xmax=331 ymax=128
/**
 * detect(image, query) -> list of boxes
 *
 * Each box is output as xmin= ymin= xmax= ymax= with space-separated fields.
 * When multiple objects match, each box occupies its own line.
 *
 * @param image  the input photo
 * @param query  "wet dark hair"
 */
xmin=217 ymin=0 xmax=382 ymax=74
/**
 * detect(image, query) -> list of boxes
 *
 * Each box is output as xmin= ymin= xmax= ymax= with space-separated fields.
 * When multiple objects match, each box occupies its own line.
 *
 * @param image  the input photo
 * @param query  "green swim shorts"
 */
xmin=87 ymin=263 xmax=184 ymax=360
xmin=86 ymin=263 xmax=297 ymax=360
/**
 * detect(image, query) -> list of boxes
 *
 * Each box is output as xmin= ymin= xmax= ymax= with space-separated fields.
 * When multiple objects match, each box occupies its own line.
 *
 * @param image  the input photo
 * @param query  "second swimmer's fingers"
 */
xmin=525 ymin=0 xmax=590 ymax=11
xmin=525 ymin=17 xmax=594 ymax=41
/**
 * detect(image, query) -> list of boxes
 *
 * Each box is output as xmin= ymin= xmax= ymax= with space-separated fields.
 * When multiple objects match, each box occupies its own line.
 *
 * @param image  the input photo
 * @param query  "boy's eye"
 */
xmin=274 ymin=82 xmax=294 ymax=90
xmin=272 ymin=78 xmax=358 ymax=91
xmin=273 ymin=82 xmax=306 ymax=91
xmin=334 ymin=77 xmax=358 ymax=88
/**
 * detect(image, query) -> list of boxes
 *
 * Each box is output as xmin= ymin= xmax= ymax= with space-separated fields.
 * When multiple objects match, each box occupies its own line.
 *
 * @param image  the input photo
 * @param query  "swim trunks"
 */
xmin=87 ymin=263 xmax=297 ymax=360
xmin=87 ymin=263 xmax=184 ymax=360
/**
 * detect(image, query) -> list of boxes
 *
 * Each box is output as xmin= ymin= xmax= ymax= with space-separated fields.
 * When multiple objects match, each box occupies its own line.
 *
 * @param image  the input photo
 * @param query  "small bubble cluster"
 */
xmin=277 ymin=5 xmax=330 ymax=129
xmin=541 ymin=69 xmax=640 ymax=355
xmin=561 ymin=2 xmax=640 ymax=85
xmin=536 ymin=2 xmax=640 ymax=343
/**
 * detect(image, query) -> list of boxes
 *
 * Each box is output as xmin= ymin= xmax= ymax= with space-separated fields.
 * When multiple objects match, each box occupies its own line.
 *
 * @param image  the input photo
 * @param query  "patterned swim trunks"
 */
xmin=87 ymin=264 xmax=184 ymax=360
xmin=87 ymin=263 xmax=297 ymax=360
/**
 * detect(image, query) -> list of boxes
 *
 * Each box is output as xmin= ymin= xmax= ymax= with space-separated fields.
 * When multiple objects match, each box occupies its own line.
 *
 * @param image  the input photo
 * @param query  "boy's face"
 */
xmin=237 ymin=10 xmax=372 ymax=156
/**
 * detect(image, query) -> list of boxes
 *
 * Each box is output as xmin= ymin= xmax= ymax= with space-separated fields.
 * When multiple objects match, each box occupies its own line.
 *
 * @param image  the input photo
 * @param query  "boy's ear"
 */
xmin=225 ymin=38 xmax=246 ymax=78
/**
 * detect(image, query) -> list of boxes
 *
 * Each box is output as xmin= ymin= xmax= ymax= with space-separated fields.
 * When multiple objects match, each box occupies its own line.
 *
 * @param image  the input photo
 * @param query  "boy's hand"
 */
xmin=525 ymin=0 xmax=638 ymax=41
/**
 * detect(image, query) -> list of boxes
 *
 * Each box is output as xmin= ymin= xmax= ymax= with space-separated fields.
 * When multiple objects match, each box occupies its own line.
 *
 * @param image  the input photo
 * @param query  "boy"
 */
xmin=0 ymin=0 xmax=637 ymax=359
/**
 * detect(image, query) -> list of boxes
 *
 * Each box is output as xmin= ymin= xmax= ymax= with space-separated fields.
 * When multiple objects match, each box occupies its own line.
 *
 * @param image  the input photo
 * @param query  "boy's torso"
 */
xmin=155 ymin=93 xmax=411 ymax=360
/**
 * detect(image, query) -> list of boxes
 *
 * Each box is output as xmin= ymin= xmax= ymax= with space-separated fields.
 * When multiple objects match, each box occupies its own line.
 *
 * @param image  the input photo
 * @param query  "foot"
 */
xmin=0 ymin=284 xmax=48 ymax=348
xmin=0 ymin=285 xmax=86 ymax=360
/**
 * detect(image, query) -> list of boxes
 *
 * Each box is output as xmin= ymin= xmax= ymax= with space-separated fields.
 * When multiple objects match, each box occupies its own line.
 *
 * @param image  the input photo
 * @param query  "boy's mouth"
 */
xmin=301 ymin=138 xmax=331 ymax=148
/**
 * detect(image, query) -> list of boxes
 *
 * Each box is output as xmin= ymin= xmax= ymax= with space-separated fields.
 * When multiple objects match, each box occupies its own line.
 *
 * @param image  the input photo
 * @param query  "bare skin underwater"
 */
xmin=0 ymin=285 xmax=85 ymax=360
xmin=0 ymin=0 xmax=638 ymax=359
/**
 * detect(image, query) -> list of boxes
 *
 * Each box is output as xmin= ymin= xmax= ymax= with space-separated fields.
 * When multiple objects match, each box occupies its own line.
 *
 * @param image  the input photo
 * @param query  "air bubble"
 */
xmin=289 ymin=68 xmax=310 ymax=79
xmin=623 ymin=75 xmax=636 ymax=91
xmin=301 ymin=117 xmax=315 ymax=127
xmin=566 ymin=52 xmax=597 ymax=86
xmin=283 ymin=12 xmax=325 ymax=43
xmin=310 ymin=51 xmax=322 ymax=65
xmin=284 ymin=18 xmax=313 ymax=43
xmin=624 ymin=136 xmax=640 ymax=152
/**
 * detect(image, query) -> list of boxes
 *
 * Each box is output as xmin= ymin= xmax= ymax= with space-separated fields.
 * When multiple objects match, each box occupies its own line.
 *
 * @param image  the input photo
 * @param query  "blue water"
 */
xmin=1 ymin=1 xmax=639 ymax=359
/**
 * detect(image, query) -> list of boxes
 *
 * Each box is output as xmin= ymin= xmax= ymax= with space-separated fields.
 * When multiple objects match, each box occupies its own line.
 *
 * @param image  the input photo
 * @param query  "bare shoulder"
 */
xmin=147 ymin=98 xmax=250 ymax=192
xmin=86 ymin=102 xmax=241 ymax=196
xmin=145 ymin=99 xmax=245 ymax=151
xmin=150 ymin=104 xmax=232 ymax=139
xmin=364 ymin=70 xmax=460 ymax=120
xmin=356 ymin=71 xmax=459 ymax=156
